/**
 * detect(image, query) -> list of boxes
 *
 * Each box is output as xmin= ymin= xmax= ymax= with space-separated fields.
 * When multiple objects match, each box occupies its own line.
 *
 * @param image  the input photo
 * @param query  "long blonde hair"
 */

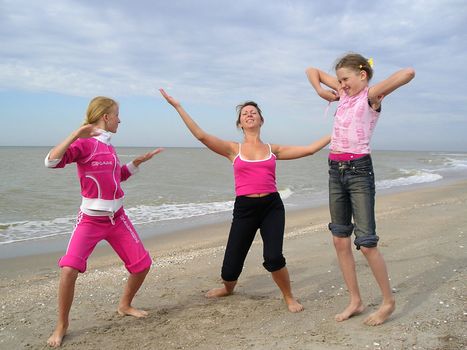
xmin=83 ymin=96 xmax=118 ymax=125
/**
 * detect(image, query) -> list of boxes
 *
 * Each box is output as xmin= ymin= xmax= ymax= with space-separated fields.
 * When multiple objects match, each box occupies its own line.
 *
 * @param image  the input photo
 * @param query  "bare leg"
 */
xmin=47 ymin=267 xmax=79 ymax=347
xmin=117 ymin=268 xmax=150 ymax=318
xmin=271 ymin=267 xmax=303 ymax=313
xmin=333 ymin=236 xmax=365 ymax=321
xmin=205 ymin=280 xmax=237 ymax=298
xmin=360 ymin=247 xmax=395 ymax=326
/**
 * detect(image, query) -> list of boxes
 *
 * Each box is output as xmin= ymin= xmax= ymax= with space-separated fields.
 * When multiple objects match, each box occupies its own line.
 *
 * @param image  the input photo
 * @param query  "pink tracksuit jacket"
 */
xmin=45 ymin=131 xmax=138 ymax=215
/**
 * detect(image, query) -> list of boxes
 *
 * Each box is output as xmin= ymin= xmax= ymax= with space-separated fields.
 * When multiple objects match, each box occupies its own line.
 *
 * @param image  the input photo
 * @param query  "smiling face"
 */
xmin=240 ymin=105 xmax=262 ymax=128
xmin=336 ymin=67 xmax=368 ymax=97
xmin=236 ymin=101 xmax=264 ymax=131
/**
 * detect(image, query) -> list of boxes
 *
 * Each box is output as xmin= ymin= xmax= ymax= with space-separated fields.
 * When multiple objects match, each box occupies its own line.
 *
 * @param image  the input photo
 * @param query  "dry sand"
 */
xmin=1 ymin=181 xmax=466 ymax=349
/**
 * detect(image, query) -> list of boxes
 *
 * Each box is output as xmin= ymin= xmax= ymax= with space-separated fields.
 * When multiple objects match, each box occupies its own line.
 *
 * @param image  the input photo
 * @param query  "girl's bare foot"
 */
xmin=117 ymin=305 xmax=148 ymax=318
xmin=364 ymin=299 xmax=395 ymax=326
xmin=205 ymin=286 xmax=232 ymax=298
xmin=335 ymin=302 xmax=365 ymax=322
xmin=285 ymin=296 xmax=304 ymax=313
xmin=47 ymin=323 xmax=67 ymax=348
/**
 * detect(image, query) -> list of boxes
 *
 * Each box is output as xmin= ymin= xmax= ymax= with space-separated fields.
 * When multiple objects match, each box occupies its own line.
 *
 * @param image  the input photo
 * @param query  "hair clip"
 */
xmin=367 ymin=57 xmax=374 ymax=68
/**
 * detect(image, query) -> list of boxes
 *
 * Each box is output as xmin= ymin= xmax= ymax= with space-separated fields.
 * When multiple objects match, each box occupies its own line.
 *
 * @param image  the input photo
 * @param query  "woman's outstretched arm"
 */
xmin=272 ymin=135 xmax=331 ymax=160
xmin=160 ymin=89 xmax=237 ymax=160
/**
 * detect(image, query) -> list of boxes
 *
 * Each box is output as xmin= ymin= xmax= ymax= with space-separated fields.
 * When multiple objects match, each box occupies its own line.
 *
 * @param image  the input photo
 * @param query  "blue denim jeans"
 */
xmin=328 ymin=155 xmax=379 ymax=249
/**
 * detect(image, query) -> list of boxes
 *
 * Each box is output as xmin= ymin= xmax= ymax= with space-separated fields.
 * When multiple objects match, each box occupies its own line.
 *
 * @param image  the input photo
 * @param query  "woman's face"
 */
xmin=336 ymin=67 xmax=368 ymax=96
xmin=239 ymin=105 xmax=262 ymax=129
xmin=103 ymin=105 xmax=120 ymax=133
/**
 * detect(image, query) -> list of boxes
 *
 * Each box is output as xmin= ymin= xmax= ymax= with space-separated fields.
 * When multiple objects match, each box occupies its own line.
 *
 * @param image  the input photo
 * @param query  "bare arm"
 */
xmin=48 ymin=124 xmax=101 ymax=160
xmin=368 ymin=68 xmax=415 ymax=105
xmin=305 ymin=67 xmax=340 ymax=102
xmin=272 ymin=135 xmax=331 ymax=160
xmin=159 ymin=89 xmax=237 ymax=160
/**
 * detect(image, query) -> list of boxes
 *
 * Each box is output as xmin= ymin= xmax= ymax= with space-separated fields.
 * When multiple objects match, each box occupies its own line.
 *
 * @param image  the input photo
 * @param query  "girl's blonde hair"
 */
xmin=334 ymin=53 xmax=373 ymax=81
xmin=83 ymin=96 xmax=118 ymax=125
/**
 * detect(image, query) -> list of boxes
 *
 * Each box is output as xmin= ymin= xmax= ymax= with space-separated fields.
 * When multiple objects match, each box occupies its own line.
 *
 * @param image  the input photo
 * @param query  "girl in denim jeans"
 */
xmin=306 ymin=53 xmax=415 ymax=325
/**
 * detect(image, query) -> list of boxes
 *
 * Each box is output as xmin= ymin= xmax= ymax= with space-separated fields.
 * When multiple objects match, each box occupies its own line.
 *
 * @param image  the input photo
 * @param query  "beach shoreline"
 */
xmin=1 ymin=180 xmax=466 ymax=349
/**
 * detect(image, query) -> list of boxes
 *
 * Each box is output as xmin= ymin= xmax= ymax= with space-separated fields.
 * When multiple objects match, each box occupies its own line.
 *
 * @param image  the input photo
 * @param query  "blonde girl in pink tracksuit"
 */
xmin=45 ymin=96 xmax=163 ymax=347
xmin=306 ymin=53 xmax=415 ymax=326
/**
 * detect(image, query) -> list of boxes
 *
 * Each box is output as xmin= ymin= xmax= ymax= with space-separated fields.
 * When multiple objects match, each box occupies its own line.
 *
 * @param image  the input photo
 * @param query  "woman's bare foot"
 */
xmin=117 ymin=305 xmax=148 ymax=318
xmin=335 ymin=302 xmax=365 ymax=322
xmin=364 ymin=299 xmax=395 ymax=326
xmin=205 ymin=286 xmax=233 ymax=298
xmin=47 ymin=323 xmax=67 ymax=348
xmin=285 ymin=296 xmax=304 ymax=313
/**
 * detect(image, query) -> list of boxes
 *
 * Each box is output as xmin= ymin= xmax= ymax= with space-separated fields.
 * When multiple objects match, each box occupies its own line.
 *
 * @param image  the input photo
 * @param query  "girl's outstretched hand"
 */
xmin=133 ymin=148 xmax=164 ymax=167
xmin=159 ymin=89 xmax=180 ymax=108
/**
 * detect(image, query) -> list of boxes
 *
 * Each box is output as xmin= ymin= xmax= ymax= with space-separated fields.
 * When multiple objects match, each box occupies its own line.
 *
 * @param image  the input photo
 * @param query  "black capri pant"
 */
xmin=221 ymin=192 xmax=286 ymax=282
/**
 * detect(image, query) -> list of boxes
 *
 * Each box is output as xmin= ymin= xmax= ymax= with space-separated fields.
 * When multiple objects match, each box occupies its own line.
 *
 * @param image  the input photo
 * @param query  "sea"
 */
xmin=1 ymin=146 xmax=467 ymax=258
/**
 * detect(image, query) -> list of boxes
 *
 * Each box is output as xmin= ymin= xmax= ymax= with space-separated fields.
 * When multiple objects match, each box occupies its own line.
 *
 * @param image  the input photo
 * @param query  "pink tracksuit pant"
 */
xmin=59 ymin=208 xmax=152 ymax=274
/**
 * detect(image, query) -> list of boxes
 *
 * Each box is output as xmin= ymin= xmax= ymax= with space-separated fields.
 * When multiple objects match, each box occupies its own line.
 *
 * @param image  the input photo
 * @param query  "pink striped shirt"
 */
xmin=330 ymin=87 xmax=380 ymax=154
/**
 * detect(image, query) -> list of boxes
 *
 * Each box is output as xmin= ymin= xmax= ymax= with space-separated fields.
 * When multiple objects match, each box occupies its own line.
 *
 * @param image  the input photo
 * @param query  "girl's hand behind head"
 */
xmin=320 ymin=89 xmax=340 ymax=102
xmin=75 ymin=124 xmax=101 ymax=139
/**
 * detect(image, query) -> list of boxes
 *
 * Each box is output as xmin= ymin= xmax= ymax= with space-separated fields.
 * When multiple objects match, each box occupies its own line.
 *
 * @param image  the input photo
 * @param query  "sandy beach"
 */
xmin=1 ymin=180 xmax=466 ymax=350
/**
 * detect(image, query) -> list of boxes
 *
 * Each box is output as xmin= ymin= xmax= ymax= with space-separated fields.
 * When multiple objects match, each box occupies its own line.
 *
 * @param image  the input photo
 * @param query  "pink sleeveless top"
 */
xmin=233 ymin=144 xmax=277 ymax=196
xmin=330 ymin=87 xmax=380 ymax=154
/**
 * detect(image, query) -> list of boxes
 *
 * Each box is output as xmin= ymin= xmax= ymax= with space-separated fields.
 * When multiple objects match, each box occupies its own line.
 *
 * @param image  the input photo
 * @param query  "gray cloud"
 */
xmin=1 ymin=0 xmax=466 ymax=150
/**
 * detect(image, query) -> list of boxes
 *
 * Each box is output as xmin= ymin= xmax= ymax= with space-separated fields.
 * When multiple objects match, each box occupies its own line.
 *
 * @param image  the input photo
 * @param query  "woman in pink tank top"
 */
xmin=160 ymin=89 xmax=330 ymax=313
xmin=306 ymin=53 xmax=415 ymax=325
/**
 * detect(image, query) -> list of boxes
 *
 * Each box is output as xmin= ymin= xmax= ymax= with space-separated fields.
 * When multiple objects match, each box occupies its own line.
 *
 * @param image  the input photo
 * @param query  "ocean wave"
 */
xmin=444 ymin=157 xmax=467 ymax=169
xmin=0 ymin=189 xmax=296 ymax=245
xmin=0 ymin=201 xmax=234 ymax=245
xmin=278 ymin=187 xmax=294 ymax=200
xmin=0 ymin=216 xmax=77 ymax=245
xmin=376 ymin=170 xmax=442 ymax=190
xmin=126 ymin=200 xmax=234 ymax=225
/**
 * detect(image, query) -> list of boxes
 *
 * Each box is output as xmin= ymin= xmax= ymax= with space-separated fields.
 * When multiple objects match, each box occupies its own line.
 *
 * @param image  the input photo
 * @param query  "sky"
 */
xmin=1 ymin=0 xmax=466 ymax=151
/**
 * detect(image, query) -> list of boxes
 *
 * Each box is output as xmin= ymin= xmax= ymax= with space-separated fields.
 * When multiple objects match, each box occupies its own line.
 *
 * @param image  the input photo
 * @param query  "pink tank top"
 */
xmin=330 ymin=87 xmax=380 ymax=154
xmin=233 ymin=144 xmax=277 ymax=196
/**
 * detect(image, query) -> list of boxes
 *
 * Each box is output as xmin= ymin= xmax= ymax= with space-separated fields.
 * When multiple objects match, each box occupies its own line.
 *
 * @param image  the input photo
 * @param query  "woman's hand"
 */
xmin=159 ymin=89 xmax=181 ymax=108
xmin=132 ymin=148 xmax=164 ymax=167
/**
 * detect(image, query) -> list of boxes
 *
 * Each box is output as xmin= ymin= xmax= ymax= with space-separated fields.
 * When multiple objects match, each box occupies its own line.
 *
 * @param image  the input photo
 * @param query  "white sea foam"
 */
xmin=0 ymin=201 xmax=235 ymax=244
xmin=126 ymin=200 xmax=234 ymax=225
xmin=278 ymin=187 xmax=294 ymax=200
xmin=376 ymin=170 xmax=442 ymax=190
xmin=0 ymin=189 xmax=297 ymax=245
xmin=444 ymin=157 xmax=467 ymax=169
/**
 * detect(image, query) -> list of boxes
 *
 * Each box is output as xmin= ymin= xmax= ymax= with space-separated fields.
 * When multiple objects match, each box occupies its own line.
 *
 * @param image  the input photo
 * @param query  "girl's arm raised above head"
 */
xmin=305 ymin=67 xmax=340 ymax=102
xmin=272 ymin=135 xmax=331 ymax=160
xmin=159 ymin=89 xmax=237 ymax=160
xmin=368 ymin=67 xmax=415 ymax=104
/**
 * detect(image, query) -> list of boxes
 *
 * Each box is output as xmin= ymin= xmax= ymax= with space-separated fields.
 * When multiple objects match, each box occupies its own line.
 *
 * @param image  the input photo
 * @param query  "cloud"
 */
xmin=0 ymin=0 xmax=466 ymax=150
